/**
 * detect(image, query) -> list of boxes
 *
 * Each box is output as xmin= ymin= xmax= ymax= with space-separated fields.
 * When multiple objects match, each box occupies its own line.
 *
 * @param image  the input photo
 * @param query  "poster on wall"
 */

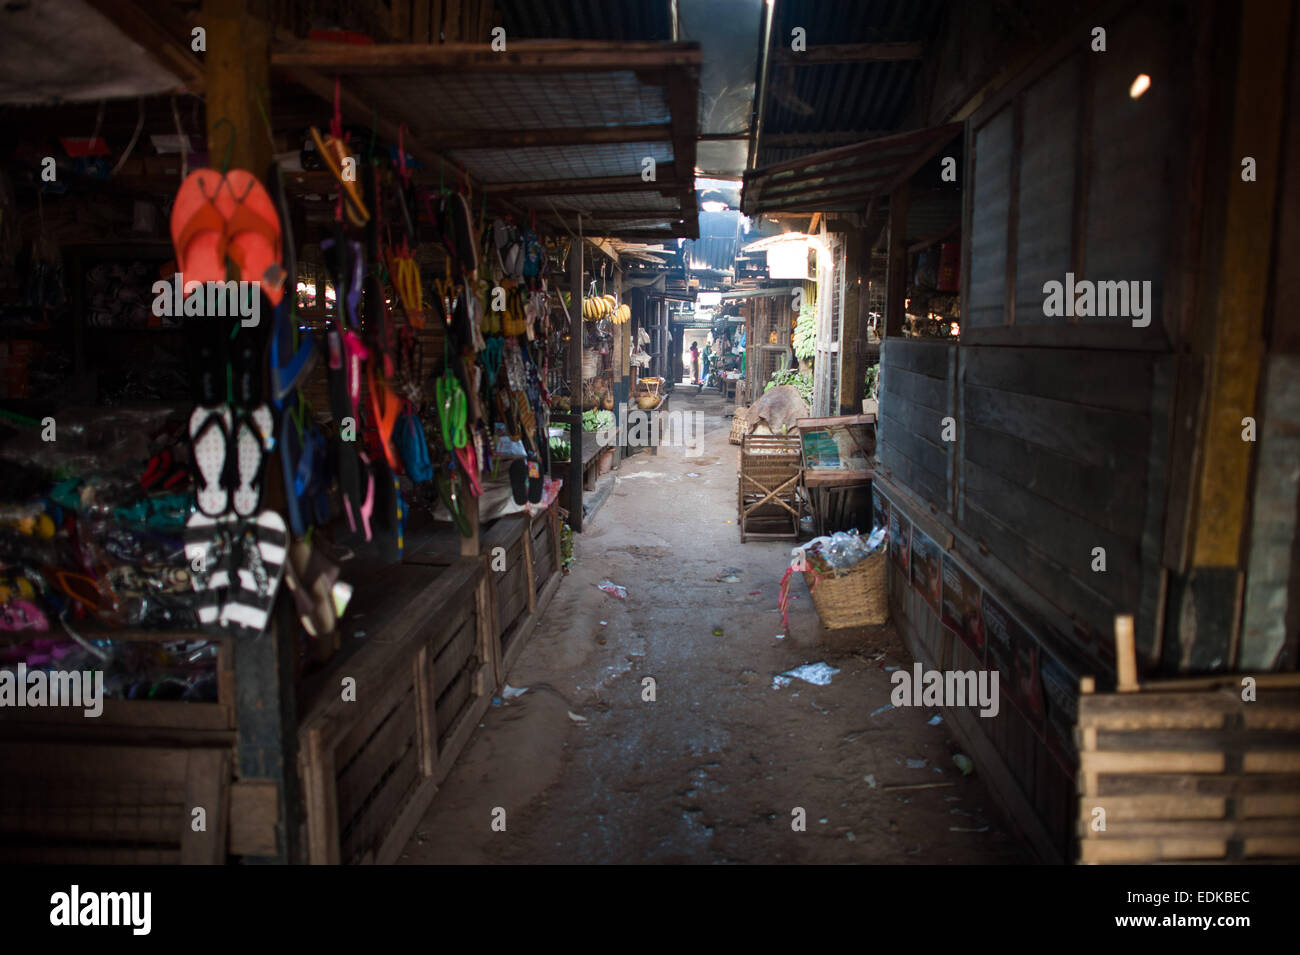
xmin=1039 ymin=653 xmax=1078 ymax=774
xmin=940 ymin=554 xmax=985 ymax=662
xmin=872 ymin=487 xmax=888 ymax=532
xmin=981 ymin=591 xmax=1045 ymax=726
xmin=910 ymin=528 xmax=942 ymax=613
xmin=888 ymin=506 xmax=910 ymax=576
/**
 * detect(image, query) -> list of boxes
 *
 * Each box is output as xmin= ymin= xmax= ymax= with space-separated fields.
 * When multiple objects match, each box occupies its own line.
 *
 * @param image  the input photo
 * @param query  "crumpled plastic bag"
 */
xmin=747 ymin=385 xmax=809 ymax=436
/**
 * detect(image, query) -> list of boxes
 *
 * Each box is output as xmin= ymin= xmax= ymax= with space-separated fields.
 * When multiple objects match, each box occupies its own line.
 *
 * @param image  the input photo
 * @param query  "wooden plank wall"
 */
xmin=959 ymin=347 xmax=1161 ymax=656
xmin=877 ymin=338 xmax=954 ymax=513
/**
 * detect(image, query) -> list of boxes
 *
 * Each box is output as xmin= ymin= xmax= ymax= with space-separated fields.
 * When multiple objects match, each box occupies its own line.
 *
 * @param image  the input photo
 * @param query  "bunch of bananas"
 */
xmin=612 ymin=303 xmax=631 ymax=325
xmin=582 ymin=293 xmax=617 ymax=321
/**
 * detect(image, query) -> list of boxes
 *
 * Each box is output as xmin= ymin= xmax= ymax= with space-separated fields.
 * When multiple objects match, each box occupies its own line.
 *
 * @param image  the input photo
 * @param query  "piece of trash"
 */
xmin=775 ymin=633 xmax=785 ymax=640
xmin=686 ymin=472 xmax=699 ymax=478
xmin=906 ymin=758 xmax=927 ymax=769
xmin=354 ymin=630 xmax=367 ymax=638
xmin=748 ymin=590 xmax=762 ymax=596
xmin=716 ymin=575 xmax=740 ymax=583
xmin=949 ymin=826 xmax=990 ymax=833
xmin=712 ymin=627 xmax=724 ymax=636
xmin=863 ymin=774 xmax=878 ymax=789
xmin=567 ymin=711 xmax=588 ymax=723
xmin=502 ymin=684 xmax=528 ymax=699
xmin=881 ymin=781 xmax=955 ymax=792
xmin=600 ymin=620 xmax=607 ymax=626
xmin=953 ymin=754 xmax=975 ymax=776
xmin=870 ymin=703 xmax=895 ymax=717
xmin=928 ymin=714 xmax=944 ymax=725
xmin=884 ymin=666 xmax=900 ymax=672
xmin=597 ymin=579 xmax=627 ymax=600
xmin=780 ymin=662 xmax=840 ymax=686
xmin=818 ymin=817 xmax=828 ymax=824
xmin=490 ymin=696 xmax=502 ymax=706
xmin=846 ymin=832 xmax=856 ymax=842
xmin=771 ymin=675 xmax=793 ymax=690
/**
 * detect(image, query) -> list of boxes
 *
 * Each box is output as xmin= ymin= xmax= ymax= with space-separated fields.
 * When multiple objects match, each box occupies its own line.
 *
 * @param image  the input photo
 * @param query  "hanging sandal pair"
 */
xmin=184 ymin=509 xmax=287 ymax=635
xmin=170 ymin=167 xmax=286 ymax=306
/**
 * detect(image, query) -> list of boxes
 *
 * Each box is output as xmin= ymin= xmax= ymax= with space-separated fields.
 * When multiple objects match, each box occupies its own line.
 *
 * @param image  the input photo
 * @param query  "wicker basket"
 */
xmin=728 ymin=406 xmax=748 ymax=445
xmin=803 ymin=551 xmax=889 ymax=629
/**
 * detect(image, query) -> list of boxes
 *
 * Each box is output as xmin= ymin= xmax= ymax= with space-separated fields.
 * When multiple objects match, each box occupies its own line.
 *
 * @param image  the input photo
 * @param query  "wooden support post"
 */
xmin=203 ymin=0 xmax=298 ymax=863
xmin=460 ymin=489 xmax=480 ymax=556
xmin=568 ymin=233 xmax=584 ymax=531
xmin=1176 ymin=0 xmax=1292 ymax=668
xmin=613 ymin=266 xmax=628 ymax=464
xmin=838 ymin=227 xmax=867 ymax=414
xmin=203 ymin=0 xmax=272 ymax=176
xmin=884 ymin=183 xmax=910 ymax=338
xmin=1114 ymin=614 xmax=1139 ymax=692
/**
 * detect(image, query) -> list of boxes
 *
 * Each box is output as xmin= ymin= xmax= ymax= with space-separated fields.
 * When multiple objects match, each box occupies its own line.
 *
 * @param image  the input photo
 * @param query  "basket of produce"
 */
xmin=582 ymin=409 xmax=615 ymax=433
xmin=634 ymin=376 xmax=663 ymax=410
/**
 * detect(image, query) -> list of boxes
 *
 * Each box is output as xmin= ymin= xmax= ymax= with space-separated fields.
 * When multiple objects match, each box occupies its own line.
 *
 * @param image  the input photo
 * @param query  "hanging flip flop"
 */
xmin=309 ymin=125 xmax=369 ymax=228
xmin=367 ymin=365 xmax=404 ymax=471
xmin=184 ymin=511 xmax=235 ymax=626
xmin=189 ymin=405 xmax=234 ymax=517
xmin=217 ymin=169 xmax=285 ymax=307
xmin=170 ymin=169 xmax=229 ymax=286
xmin=230 ymin=408 xmax=273 ymax=518
xmin=342 ymin=451 xmax=376 ymax=542
xmin=394 ymin=405 xmax=433 ymax=483
xmin=219 ymin=510 xmax=288 ymax=634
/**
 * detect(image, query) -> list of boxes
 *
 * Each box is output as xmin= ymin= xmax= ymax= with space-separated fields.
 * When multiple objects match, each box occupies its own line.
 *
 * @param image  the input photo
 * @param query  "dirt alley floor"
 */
xmin=400 ymin=389 xmax=1031 ymax=865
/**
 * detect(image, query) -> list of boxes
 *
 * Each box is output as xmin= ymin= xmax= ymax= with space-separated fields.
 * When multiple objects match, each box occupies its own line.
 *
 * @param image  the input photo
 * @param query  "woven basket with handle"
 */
xmin=803 ymin=550 xmax=889 ymax=629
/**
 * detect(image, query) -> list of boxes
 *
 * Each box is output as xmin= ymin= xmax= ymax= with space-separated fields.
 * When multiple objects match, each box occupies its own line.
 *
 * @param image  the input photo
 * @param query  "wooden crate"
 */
xmin=0 ymin=742 xmax=229 ymax=864
xmin=297 ymin=557 xmax=492 ymax=864
xmin=1076 ymin=617 xmax=1300 ymax=864
xmin=0 ymin=628 xmax=236 ymax=738
xmin=738 ymin=433 xmax=803 ymax=542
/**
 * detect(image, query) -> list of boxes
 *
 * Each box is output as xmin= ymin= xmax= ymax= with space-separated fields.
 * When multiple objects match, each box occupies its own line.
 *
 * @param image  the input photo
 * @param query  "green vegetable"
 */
xmin=582 ymin=409 xmax=614 ymax=432
xmin=764 ymin=367 xmax=813 ymax=406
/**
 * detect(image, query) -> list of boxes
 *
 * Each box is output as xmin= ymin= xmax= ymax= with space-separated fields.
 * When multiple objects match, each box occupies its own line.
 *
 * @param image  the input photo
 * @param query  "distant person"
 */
xmin=689 ymin=341 xmax=700 ymax=384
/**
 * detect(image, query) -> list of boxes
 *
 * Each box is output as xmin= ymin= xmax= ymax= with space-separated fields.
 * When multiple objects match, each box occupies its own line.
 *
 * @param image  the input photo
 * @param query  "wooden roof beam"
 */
xmin=490 ymin=167 xmax=683 ymax=197
xmin=774 ymin=42 xmax=924 ymax=67
xmin=272 ymin=40 xmax=703 ymax=74
xmin=431 ymin=124 xmax=673 ymax=150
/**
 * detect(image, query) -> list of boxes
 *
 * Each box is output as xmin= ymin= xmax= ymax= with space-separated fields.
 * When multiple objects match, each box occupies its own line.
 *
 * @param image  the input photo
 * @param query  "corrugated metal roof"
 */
xmin=742 ymin=124 xmax=961 ymax=215
xmin=450 ymin=141 xmax=675 ymax=185
xmin=495 ymin=0 xmax=675 ymax=42
xmin=682 ymin=209 xmax=744 ymax=272
xmin=756 ymin=0 xmax=949 ymax=168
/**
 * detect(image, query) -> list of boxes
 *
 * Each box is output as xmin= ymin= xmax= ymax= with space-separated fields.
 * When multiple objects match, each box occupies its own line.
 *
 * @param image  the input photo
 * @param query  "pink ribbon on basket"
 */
xmin=778 ymin=554 xmax=814 ymax=631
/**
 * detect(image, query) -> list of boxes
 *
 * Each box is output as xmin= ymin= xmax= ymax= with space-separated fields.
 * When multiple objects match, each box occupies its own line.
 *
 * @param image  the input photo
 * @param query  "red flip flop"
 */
xmin=170 ymin=169 xmax=228 ymax=286
xmin=216 ymin=169 xmax=285 ymax=307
